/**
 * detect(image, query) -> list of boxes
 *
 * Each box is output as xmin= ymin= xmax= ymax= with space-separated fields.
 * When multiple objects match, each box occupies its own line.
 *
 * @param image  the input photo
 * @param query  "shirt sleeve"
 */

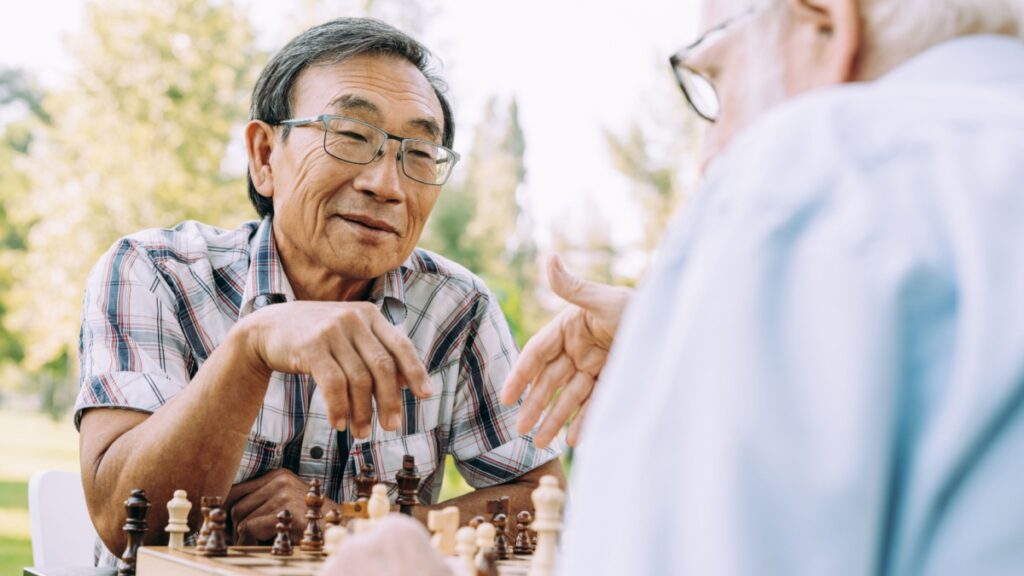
xmin=75 ymin=238 xmax=192 ymax=429
xmin=447 ymin=288 xmax=563 ymax=488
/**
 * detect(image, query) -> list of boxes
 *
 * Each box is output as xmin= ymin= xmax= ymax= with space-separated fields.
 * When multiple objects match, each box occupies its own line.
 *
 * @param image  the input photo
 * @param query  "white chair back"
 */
xmin=28 ymin=470 xmax=97 ymax=568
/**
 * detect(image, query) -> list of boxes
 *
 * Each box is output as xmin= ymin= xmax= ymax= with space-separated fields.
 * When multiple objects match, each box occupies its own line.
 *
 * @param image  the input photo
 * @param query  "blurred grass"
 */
xmin=0 ymin=408 xmax=80 ymax=572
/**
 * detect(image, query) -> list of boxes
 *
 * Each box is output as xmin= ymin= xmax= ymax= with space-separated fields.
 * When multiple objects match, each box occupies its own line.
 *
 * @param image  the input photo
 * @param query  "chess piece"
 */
xmin=324 ymin=508 xmax=342 ymax=528
xmin=351 ymin=518 xmax=371 ymax=534
xmin=324 ymin=525 xmax=347 ymax=557
xmin=117 ymin=489 xmax=149 ymax=576
xmin=300 ymin=479 xmax=324 ymax=552
xmin=528 ymin=475 xmax=564 ymax=576
xmin=368 ymin=484 xmax=390 ymax=526
xmin=486 ymin=496 xmax=510 ymax=522
xmin=455 ymin=526 xmax=477 ymax=575
xmin=427 ymin=506 xmax=460 ymax=556
xmin=196 ymin=495 xmax=222 ymax=551
xmin=476 ymin=549 xmax=499 ymax=576
xmin=355 ymin=463 xmax=376 ymax=500
xmin=474 ymin=521 xmax=496 ymax=567
xmin=202 ymin=508 xmax=228 ymax=557
xmin=493 ymin=513 xmax=511 ymax=560
xmin=395 ymin=454 xmax=420 ymax=516
xmin=341 ymin=500 xmax=369 ymax=522
xmin=468 ymin=515 xmax=485 ymax=529
xmin=514 ymin=510 xmax=534 ymax=555
xmin=165 ymin=489 xmax=191 ymax=551
xmin=271 ymin=509 xmax=294 ymax=557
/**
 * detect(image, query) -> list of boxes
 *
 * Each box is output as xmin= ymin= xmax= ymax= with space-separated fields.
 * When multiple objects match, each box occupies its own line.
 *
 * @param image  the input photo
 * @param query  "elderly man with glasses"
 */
xmin=74 ymin=17 xmax=564 ymax=567
xmin=323 ymin=0 xmax=1024 ymax=574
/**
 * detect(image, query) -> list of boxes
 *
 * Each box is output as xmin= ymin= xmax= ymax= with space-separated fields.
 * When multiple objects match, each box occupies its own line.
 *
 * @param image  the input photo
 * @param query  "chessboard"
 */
xmin=136 ymin=545 xmax=535 ymax=575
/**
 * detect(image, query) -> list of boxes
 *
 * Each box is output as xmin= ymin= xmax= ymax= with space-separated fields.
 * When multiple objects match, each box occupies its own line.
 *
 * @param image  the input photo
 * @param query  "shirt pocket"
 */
xmin=357 ymin=428 xmax=440 ymax=503
xmin=234 ymin=435 xmax=284 ymax=484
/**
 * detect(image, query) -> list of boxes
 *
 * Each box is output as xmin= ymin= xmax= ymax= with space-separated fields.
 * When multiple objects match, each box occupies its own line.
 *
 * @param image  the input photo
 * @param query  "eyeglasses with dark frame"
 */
xmin=278 ymin=114 xmax=461 ymax=186
xmin=668 ymin=5 xmax=759 ymax=123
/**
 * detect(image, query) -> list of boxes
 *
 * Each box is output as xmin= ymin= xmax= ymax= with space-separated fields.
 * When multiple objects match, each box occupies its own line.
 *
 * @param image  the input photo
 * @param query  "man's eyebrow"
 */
xmin=329 ymin=95 xmax=382 ymax=120
xmin=405 ymin=118 xmax=442 ymax=141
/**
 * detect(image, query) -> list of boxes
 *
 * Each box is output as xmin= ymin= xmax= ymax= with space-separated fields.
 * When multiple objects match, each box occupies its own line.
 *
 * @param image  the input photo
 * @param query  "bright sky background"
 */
xmin=0 ymin=0 xmax=701 ymax=260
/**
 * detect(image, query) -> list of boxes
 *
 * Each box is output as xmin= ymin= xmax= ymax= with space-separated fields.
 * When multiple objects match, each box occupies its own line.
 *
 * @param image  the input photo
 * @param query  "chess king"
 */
xmin=75 ymin=17 xmax=564 ymax=566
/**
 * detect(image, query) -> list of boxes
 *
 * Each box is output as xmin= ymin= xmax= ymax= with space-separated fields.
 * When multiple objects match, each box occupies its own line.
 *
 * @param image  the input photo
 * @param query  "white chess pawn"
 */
xmin=165 ymin=489 xmax=191 ymax=551
xmin=367 ymin=484 xmax=390 ymax=526
xmin=474 ymin=521 xmax=496 ymax=566
xmin=529 ymin=475 xmax=564 ymax=576
xmin=428 ymin=506 xmax=460 ymax=556
xmin=324 ymin=525 xmax=347 ymax=557
xmin=455 ymin=526 xmax=477 ymax=575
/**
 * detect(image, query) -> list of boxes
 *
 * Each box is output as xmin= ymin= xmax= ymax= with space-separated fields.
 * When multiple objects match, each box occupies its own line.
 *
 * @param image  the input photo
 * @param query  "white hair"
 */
xmin=859 ymin=0 xmax=1024 ymax=78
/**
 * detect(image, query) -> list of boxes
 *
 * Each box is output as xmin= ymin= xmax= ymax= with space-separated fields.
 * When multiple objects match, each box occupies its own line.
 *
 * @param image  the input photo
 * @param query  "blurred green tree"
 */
xmin=6 ymin=0 xmax=262 ymax=414
xmin=422 ymin=96 xmax=544 ymax=344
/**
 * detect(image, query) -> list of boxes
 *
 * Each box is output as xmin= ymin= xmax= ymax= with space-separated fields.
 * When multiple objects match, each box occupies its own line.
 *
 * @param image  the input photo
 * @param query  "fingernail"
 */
xmin=334 ymin=418 xmax=347 ymax=431
xmin=388 ymin=413 xmax=402 ymax=431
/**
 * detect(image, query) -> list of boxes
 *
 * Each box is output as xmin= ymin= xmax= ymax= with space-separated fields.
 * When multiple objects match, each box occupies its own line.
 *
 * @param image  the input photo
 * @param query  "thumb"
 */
xmin=547 ymin=254 xmax=608 ymax=311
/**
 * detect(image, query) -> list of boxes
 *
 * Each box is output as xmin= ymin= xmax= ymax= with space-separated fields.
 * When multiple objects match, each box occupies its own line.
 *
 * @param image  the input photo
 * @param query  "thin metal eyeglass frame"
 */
xmin=669 ymin=5 xmax=758 ymax=123
xmin=278 ymin=114 xmax=461 ymax=186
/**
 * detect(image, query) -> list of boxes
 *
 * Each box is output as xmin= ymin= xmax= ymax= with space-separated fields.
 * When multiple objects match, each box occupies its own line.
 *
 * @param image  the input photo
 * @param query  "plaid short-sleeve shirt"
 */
xmin=77 ymin=217 xmax=560 ymax=563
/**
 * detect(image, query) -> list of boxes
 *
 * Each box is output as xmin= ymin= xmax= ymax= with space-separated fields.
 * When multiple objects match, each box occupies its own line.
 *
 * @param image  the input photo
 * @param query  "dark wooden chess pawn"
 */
xmin=300 ymin=479 xmax=324 ymax=552
xmin=468 ymin=515 xmax=485 ymax=529
xmin=202 ymin=508 xmax=228 ymax=557
xmin=117 ymin=489 xmax=150 ymax=576
xmin=197 ymin=495 xmax=222 ymax=551
xmin=395 ymin=455 xmax=421 ymax=516
xmin=355 ymin=463 xmax=377 ymax=501
xmin=271 ymin=509 xmax=294 ymax=557
xmin=475 ymin=549 xmax=499 ymax=576
xmin=324 ymin=508 xmax=342 ymax=529
xmin=492 ymin=513 xmax=511 ymax=560
xmin=514 ymin=510 xmax=534 ymax=555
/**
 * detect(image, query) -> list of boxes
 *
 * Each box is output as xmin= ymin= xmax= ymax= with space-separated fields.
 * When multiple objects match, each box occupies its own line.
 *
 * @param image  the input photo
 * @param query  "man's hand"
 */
xmin=226 ymin=469 xmax=339 ymax=545
xmin=241 ymin=301 xmax=433 ymax=437
xmin=319 ymin=514 xmax=454 ymax=576
xmin=501 ymin=255 xmax=632 ymax=448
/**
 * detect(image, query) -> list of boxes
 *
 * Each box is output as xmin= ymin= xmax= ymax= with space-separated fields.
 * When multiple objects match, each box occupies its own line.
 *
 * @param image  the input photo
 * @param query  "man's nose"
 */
xmin=353 ymin=141 xmax=406 ymax=202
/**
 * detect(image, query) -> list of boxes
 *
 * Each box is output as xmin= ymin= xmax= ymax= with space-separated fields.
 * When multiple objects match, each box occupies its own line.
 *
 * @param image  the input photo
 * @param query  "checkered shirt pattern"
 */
xmin=76 ymin=217 xmax=561 ymax=566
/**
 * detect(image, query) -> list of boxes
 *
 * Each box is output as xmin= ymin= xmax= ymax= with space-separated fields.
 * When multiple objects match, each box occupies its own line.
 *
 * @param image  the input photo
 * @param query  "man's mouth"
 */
xmin=337 ymin=214 xmax=399 ymax=236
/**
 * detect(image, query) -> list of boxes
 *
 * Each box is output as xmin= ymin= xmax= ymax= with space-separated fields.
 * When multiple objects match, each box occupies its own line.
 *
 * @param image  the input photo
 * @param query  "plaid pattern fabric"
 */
xmin=77 ymin=217 xmax=561 ymax=566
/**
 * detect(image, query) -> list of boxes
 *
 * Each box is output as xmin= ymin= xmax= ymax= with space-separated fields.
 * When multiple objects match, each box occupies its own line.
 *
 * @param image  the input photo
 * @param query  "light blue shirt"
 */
xmin=561 ymin=35 xmax=1024 ymax=576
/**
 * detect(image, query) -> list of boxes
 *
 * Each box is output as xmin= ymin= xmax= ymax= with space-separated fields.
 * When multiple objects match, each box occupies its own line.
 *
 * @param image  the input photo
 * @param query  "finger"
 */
xmin=371 ymin=317 xmax=432 ymax=399
xmin=547 ymin=254 xmax=614 ymax=311
xmin=566 ymin=397 xmax=591 ymax=447
xmin=515 ymin=355 xmax=574 ymax=436
xmin=332 ymin=334 xmax=376 ymax=438
xmin=235 ymin=497 xmax=288 ymax=545
xmin=501 ymin=316 xmax=566 ymax=406
xmin=310 ymin=351 xmax=351 ymax=431
xmin=224 ymin=469 xmax=287 ymax=510
xmin=349 ymin=321 xmax=401 ymax=434
xmin=534 ymin=371 xmax=594 ymax=449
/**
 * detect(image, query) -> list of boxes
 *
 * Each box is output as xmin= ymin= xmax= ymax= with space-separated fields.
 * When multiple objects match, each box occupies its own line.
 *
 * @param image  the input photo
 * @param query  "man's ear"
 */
xmin=246 ymin=120 xmax=277 ymax=198
xmin=790 ymin=0 xmax=862 ymax=83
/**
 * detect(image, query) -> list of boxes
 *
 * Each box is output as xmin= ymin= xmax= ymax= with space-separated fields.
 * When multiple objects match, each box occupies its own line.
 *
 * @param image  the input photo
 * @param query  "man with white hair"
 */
xmin=322 ymin=0 xmax=1024 ymax=574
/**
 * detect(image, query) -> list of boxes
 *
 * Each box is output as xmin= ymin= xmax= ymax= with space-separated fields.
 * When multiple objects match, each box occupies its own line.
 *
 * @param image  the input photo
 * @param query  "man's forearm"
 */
xmin=80 ymin=318 xmax=272 ymax=554
xmin=415 ymin=459 xmax=566 ymax=525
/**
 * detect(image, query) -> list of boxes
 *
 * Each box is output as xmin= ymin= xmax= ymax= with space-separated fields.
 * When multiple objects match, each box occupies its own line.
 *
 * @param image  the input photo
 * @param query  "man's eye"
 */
xmin=337 ymin=130 xmax=369 ymax=143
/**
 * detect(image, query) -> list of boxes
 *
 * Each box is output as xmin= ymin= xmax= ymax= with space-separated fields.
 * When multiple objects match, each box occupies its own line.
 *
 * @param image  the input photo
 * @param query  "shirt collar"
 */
xmin=882 ymin=34 xmax=1024 ymax=87
xmin=239 ymin=217 xmax=408 ymax=325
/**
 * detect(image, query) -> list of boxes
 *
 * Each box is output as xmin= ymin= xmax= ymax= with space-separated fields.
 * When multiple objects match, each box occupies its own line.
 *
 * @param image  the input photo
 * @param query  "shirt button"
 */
xmin=310 ymin=446 xmax=324 ymax=460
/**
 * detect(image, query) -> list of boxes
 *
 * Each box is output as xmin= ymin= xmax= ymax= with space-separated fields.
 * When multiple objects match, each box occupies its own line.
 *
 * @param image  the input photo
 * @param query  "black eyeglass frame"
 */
xmin=668 ymin=5 xmax=758 ymax=123
xmin=278 ymin=114 xmax=461 ymax=186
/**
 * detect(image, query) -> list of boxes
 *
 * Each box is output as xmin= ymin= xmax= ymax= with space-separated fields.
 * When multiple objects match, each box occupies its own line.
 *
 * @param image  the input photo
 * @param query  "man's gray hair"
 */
xmin=860 ymin=0 xmax=1024 ymax=79
xmin=247 ymin=17 xmax=455 ymax=218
